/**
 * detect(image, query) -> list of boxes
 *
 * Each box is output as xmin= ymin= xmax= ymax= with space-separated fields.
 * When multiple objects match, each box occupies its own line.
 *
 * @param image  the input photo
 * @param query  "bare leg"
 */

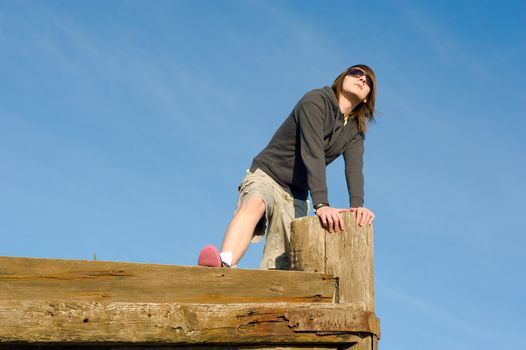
xmin=221 ymin=197 xmax=265 ymax=266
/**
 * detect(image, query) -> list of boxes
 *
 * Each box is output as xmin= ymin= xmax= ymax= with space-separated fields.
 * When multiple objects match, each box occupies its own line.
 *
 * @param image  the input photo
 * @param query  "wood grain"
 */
xmin=291 ymin=212 xmax=380 ymax=349
xmin=291 ymin=212 xmax=375 ymax=310
xmin=0 ymin=301 xmax=378 ymax=345
xmin=0 ymin=256 xmax=336 ymax=304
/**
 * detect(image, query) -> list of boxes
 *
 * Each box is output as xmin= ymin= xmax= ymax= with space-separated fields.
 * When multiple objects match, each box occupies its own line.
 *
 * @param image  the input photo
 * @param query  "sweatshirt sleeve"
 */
xmin=343 ymin=131 xmax=365 ymax=207
xmin=296 ymin=100 xmax=329 ymax=206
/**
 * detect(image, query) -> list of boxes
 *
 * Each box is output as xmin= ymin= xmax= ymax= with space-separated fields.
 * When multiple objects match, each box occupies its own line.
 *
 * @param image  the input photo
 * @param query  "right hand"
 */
xmin=315 ymin=206 xmax=345 ymax=233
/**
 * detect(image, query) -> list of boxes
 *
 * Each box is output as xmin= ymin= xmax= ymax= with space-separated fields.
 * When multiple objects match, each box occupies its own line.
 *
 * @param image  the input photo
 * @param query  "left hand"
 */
xmin=340 ymin=207 xmax=375 ymax=226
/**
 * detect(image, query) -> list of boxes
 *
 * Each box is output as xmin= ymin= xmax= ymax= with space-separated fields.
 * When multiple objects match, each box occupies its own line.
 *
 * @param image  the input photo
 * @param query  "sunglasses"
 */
xmin=347 ymin=68 xmax=374 ymax=89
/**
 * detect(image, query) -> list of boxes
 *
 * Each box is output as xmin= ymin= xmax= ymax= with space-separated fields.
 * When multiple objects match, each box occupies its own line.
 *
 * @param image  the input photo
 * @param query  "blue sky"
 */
xmin=1 ymin=0 xmax=525 ymax=348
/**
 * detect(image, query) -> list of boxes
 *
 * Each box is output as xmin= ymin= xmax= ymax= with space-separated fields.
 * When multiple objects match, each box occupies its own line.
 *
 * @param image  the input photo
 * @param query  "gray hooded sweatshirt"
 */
xmin=250 ymin=86 xmax=365 ymax=208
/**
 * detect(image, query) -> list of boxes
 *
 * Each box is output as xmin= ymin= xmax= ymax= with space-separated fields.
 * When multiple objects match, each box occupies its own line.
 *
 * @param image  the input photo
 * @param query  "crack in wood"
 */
xmin=237 ymin=315 xmax=289 ymax=332
xmin=0 ymin=270 xmax=133 ymax=280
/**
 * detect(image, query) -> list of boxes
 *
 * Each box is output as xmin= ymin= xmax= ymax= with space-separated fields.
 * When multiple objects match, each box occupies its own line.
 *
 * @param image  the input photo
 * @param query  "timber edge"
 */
xmin=0 ymin=300 xmax=379 ymax=345
xmin=0 ymin=255 xmax=380 ymax=347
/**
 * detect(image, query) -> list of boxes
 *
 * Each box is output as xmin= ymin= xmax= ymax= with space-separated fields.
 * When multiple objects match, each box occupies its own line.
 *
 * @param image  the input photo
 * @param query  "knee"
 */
xmin=240 ymin=197 xmax=266 ymax=217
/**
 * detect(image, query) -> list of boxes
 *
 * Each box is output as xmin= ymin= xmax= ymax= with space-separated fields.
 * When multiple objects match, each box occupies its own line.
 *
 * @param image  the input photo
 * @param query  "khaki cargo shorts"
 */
xmin=237 ymin=169 xmax=309 ymax=270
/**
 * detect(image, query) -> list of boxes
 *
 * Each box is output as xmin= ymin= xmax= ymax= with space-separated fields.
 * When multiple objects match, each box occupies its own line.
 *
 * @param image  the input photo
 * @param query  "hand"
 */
xmin=348 ymin=207 xmax=375 ymax=226
xmin=315 ymin=206 xmax=345 ymax=233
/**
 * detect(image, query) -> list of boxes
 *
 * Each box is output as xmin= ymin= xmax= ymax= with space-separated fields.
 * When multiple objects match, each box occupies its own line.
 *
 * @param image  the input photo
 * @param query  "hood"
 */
xmin=321 ymin=85 xmax=340 ymax=113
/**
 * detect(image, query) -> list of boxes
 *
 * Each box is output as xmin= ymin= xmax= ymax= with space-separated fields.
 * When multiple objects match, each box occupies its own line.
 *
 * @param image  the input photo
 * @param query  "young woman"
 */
xmin=199 ymin=65 xmax=377 ymax=269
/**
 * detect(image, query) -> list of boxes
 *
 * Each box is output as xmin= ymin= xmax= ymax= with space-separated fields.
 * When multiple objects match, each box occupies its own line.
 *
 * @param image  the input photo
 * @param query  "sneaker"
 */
xmin=198 ymin=245 xmax=231 ymax=268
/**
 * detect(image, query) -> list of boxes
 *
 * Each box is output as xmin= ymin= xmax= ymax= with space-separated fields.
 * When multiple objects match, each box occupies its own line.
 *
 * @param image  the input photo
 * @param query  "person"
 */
xmin=198 ymin=65 xmax=377 ymax=269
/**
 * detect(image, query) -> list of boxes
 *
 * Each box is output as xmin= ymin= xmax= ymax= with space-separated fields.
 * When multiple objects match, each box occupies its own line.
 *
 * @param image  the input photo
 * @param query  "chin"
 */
xmin=349 ymin=90 xmax=365 ymax=99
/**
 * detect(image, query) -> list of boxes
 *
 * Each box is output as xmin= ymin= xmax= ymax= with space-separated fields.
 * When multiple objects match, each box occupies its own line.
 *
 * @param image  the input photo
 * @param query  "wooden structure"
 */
xmin=0 ymin=212 xmax=379 ymax=349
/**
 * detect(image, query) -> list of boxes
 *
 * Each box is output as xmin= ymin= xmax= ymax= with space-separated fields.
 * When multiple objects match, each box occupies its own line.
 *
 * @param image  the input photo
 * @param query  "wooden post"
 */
xmin=291 ymin=211 xmax=379 ymax=349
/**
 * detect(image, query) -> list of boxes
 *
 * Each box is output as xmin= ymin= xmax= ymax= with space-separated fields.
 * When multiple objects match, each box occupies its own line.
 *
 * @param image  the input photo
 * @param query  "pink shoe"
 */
xmin=198 ymin=245 xmax=222 ymax=267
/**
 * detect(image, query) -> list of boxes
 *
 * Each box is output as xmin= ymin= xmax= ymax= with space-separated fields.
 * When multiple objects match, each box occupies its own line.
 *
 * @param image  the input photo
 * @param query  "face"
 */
xmin=342 ymin=68 xmax=371 ymax=101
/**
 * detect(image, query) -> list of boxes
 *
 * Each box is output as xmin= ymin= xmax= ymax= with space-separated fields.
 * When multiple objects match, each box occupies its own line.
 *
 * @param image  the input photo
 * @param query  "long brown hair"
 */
xmin=331 ymin=64 xmax=376 ymax=133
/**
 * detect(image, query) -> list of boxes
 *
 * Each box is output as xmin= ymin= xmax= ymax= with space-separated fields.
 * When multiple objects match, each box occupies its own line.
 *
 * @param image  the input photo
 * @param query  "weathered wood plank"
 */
xmin=291 ymin=212 xmax=375 ymax=310
xmin=0 ymin=256 xmax=335 ymax=303
xmin=291 ymin=212 xmax=380 ymax=349
xmin=290 ymin=218 xmax=327 ymax=276
xmin=0 ymin=343 xmax=349 ymax=349
xmin=0 ymin=301 xmax=378 ymax=345
xmin=325 ymin=213 xmax=374 ymax=311
xmin=349 ymin=334 xmax=378 ymax=350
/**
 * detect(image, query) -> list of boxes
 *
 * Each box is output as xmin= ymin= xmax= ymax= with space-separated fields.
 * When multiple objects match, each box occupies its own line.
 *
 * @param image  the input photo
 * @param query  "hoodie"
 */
xmin=250 ymin=86 xmax=365 ymax=208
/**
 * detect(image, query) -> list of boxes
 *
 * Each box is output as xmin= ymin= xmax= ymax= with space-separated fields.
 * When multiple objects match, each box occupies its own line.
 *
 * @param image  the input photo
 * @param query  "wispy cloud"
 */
xmin=393 ymin=0 xmax=495 ymax=80
xmin=381 ymin=285 xmax=517 ymax=343
xmin=401 ymin=6 xmax=462 ymax=61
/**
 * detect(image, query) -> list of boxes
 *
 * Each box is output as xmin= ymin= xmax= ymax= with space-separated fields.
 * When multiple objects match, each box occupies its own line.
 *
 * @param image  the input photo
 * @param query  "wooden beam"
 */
xmin=0 ymin=346 xmax=345 ymax=349
xmin=0 ymin=256 xmax=336 ymax=303
xmin=351 ymin=335 xmax=379 ymax=350
xmin=291 ymin=212 xmax=380 ymax=350
xmin=291 ymin=212 xmax=376 ymax=310
xmin=0 ymin=301 xmax=379 ymax=346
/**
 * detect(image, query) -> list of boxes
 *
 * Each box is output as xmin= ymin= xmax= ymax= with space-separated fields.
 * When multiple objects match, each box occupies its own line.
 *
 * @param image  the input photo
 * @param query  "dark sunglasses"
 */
xmin=347 ymin=68 xmax=374 ymax=89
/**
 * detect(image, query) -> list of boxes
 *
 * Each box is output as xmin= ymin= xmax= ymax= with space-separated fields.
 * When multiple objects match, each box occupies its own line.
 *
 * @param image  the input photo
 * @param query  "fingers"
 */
xmin=317 ymin=207 xmax=329 ymax=231
xmin=330 ymin=211 xmax=344 ymax=233
xmin=320 ymin=212 xmax=328 ymax=230
xmin=317 ymin=207 xmax=375 ymax=231
xmin=352 ymin=207 xmax=376 ymax=226
xmin=327 ymin=215 xmax=334 ymax=233
xmin=337 ymin=211 xmax=345 ymax=231
xmin=367 ymin=211 xmax=376 ymax=225
xmin=316 ymin=207 xmax=345 ymax=233
xmin=356 ymin=209 xmax=364 ymax=226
